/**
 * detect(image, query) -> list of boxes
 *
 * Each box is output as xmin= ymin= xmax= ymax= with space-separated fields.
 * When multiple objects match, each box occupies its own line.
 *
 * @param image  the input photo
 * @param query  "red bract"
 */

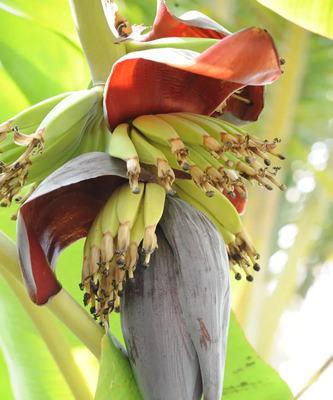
xmin=17 ymin=153 xmax=127 ymax=304
xmin=104 ymin=0 xmax=281 ymax=129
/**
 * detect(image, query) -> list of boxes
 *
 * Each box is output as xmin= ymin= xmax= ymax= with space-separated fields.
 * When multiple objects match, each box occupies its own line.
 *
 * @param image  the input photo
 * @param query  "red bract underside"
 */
xmin=104 ymin=28 xmax=281 ymax=129
xmin=17 ymin=153 xmax=127 ymax=305
xmin=143 ymin=0 xmax=229 ymax=41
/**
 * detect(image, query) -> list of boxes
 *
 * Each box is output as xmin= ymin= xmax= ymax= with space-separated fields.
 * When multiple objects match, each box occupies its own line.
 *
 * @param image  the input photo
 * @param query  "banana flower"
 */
xmin=2 ymin=2 xmax=286 ymax=399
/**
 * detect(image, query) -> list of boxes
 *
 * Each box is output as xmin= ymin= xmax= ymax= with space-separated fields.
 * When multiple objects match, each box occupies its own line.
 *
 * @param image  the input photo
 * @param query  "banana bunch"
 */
xmin=0 ymin=85 xmax=108 ymax=207
xmin=109 ymin=112 xmax=285 ymax=197
xmin=80 ymin=181 xmax=166 ymax=326
xmin=108 ymin=111 xmax=285 ymax=281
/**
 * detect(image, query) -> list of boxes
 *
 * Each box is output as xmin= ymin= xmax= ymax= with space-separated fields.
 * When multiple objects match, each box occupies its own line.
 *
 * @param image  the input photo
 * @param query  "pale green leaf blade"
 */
xmin=223 ymin=313 xmax=293 ymax=399
xmin=256 ymin=0 xmax=333 ymax=39
xmin=95 ymin=335 xmax=142 ymax=400
xmin=0 ymin=0 xmax=77 ymax=43
xmin=0 ymin=350 xmax=14 ymax=400
xmin=0 ymin=7 xmax=89 ymax=104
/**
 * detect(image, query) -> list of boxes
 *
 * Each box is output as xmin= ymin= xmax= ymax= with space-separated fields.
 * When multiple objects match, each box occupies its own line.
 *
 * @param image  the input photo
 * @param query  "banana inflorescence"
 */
xmin=108 ymin=112 xmax=285 ymax=284
xmin=0 ymin=85 xmax=108 ymax=207
xmin=3 ymin=88 xmax=285 ymax=317
xmin=80 ymin=181 xmax=166 ymax=326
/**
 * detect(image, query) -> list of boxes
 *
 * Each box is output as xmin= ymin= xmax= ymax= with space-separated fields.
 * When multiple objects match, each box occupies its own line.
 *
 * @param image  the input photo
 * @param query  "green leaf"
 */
xmin=256 ymin=0 xmax=333 ymax=39
xmin=223 ymin=313 xmax=293 ymax=399
xmin=0 ymin=7 xmax=89 ymax=104
xmin=95 ymin=334 xmax=142 ymax=400
xmin=0 ymin=0 xmax=78 ymax=43
xmin=0 ymin=350 xmax=14 ymax=400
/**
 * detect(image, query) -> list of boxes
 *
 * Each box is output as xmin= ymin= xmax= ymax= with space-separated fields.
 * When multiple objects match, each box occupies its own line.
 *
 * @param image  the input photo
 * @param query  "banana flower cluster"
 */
xmin=1 ymin=1 xmax=285 ymax=399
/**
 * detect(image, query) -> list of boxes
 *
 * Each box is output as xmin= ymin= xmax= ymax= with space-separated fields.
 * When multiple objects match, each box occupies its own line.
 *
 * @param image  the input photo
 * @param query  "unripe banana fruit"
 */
xmin=80 ymin=181 xmax=166 ymax=325
xmin=0 ymin=86 xmax=104 ymax=206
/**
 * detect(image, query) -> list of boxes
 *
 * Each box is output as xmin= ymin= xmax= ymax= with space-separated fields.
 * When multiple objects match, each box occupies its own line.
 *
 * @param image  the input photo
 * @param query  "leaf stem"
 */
xmin=0 ymin=259 xmax=93 ymax=400
xmin=48 ymin=289 xmax=103 ymax=359
xmin=69 ymin=0 xmax=126 ymax=84
xmin=0 ymin=231 xmax=103 ymax=358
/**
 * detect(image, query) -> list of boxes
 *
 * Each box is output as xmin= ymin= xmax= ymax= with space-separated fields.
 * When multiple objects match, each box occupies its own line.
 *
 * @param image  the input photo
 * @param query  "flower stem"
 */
xmin=69 ymin=0 xmax=126 ymax=84
xmin=0 ymin=254 xmax=93 ymax=400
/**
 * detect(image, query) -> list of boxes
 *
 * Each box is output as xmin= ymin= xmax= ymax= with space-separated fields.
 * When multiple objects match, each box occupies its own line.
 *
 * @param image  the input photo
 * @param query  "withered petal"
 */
xmin=105 ymin=28 xmax=281 ymax=129
xmin=17 ymin=152 xmax=127 ymax=305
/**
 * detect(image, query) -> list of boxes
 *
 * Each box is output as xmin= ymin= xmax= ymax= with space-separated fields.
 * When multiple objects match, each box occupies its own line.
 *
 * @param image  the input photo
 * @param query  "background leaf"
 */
xmin=223 ymin=313 xmax=293 ymax=399
xmin=256 ymin=0 xmax=333 ymax=39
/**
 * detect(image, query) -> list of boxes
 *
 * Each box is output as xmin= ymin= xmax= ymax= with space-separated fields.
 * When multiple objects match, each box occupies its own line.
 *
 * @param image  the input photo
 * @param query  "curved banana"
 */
xmin=100 ymin=187 xmax=121 ymax=265
xmin=187 ymin=146 xmax=225 ymax=192
xmin=108 ymin=123 xmax=141 ymax=193
xmin=175 ymin=179 xmax=241 ymax=235
xmin=0 ymin=92 xmax=71 ymax=142
xmin=116 ymin=182 xmax=144 ymax=257
xmin=157 ymin=113 xmax=223 ymax=157
xmin=130 ymin=128 xmax=175 ymax=193
xmin=142 ymin=183 xmax=166 ymax=265
xmin=125 ymin=205 xmax=145 ymax=279
xmin=0 ymin=86 xmax=103 ymax=206
xmin=132 ymin=114 xmax=189 ymax=169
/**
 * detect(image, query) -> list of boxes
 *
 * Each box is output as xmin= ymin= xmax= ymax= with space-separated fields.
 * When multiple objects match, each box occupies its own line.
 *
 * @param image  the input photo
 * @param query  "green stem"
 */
xmin=125 ymin=37 xmax=219 ymax=53
xmin=0 ymin=262 xmax=93 ymax=400
xmin=48 ymin=290 xmax=103 ymax=359
xmin=0 ymin=231 xmax=103 ymax=358
xmin=69 ymin=0 xmax=126 ymax=84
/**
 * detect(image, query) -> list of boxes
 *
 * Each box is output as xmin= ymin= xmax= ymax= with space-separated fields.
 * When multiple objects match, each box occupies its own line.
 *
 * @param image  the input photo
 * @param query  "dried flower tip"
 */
xmin=101 ymin=232 xmax=114 ymax=264
xmin=156 ymin=159 xmax=175 ymax=194
xmin=253 ymin=263 xmax=261 ymax=272
xmin=203 ymin=136 xmax=224 ymax=158
xmin=264 ymin=173 xmax=287 ymax=191
xmin=230 ymin=265 xmax=242 ymax=280
xmin=169 ymin=138 xmax=189 ymax=169
xmin=117 ymin=222 xmax=131 ymax=254
xmin=126 ymin=158 xmax=141 ymax=193
xmin=189 ymin=166 xmax=215 ymax=197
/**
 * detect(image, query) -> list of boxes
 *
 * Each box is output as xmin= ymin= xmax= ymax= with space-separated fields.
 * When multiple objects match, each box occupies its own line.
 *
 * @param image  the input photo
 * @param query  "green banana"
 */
xmin=142 ymin=183 xmax=166 ymax=265
xmin=130 ymin=128 xmax=175 ymax=193
xmin=125 ymin=205 xmax=145 ymax=279
xmin=0 ymin=86 xmax=104 ymax=206
xmin=0 ymin=92 xmax=71 ymax=143
xmin=187 ymin=146 xmax=226 ymax=192
xmin=175 ymin=184 xmax=257 ymax=281
xmin=157 ymin=113 xmax=223 ymax=157
xmin=175 ymin=179 xmax=241 ymax=235
xmin=176 ymin=112 xmax=240 ymax=148
xmin=132 ymin=114 xmax=189 ymax=169
xmin=100 ymin=187 xmax=120 ymax=265
xmin=108 ymin=122 xmax=141 ymax=193
xmin=116 ymin=182 xmax=144 ymax=256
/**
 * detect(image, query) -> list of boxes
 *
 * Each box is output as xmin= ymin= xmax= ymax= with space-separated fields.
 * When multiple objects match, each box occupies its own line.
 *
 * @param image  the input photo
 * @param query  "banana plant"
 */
xmin=0 ymin=0 xmax=293 ymax=399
